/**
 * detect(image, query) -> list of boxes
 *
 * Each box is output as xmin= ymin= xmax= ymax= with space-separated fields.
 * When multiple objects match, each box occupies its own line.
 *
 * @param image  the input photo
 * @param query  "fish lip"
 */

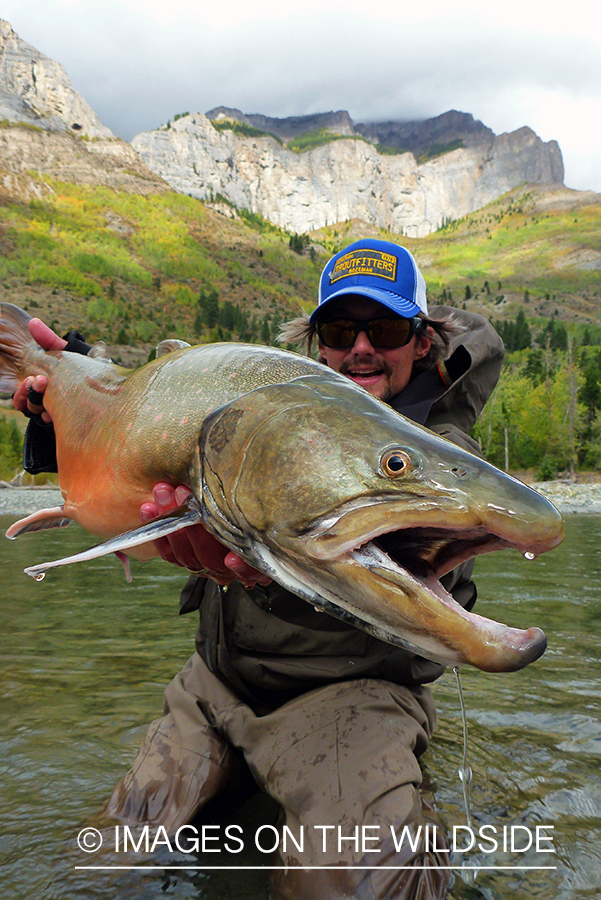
xmin=326 ymin=536 xmax=548 ymax=672
xmin=295 ymin=498 xmax=559 ymax=671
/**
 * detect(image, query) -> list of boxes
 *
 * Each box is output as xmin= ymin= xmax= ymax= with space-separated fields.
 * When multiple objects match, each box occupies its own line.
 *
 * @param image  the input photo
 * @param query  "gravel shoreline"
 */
xmin=1 ymin=481 xmax=601 ymax=517
xmin=527 ymin=481 xmax=601 ymax=515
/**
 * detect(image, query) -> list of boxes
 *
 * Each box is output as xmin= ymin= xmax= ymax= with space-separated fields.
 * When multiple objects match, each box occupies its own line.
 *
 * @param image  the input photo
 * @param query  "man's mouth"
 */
xmin=342 ymin=358 xmax=391 ymax=385
xmin=349 ymin=370 xmax=384 ymax=382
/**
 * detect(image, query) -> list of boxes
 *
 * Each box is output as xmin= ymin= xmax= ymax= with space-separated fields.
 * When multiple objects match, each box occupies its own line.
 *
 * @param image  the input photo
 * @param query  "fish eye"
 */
xmin=381 ymin=449 xmax=411 ymax=478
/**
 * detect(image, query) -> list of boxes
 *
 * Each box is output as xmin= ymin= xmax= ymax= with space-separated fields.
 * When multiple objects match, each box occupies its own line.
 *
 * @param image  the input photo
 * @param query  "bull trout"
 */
xmin=0 ymin=302 xmax=564 ymax=673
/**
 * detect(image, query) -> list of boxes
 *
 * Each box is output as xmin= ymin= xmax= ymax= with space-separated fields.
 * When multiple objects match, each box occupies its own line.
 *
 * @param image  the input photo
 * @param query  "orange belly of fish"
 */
xmin=58 ymin=447 xmax=159 ymax=543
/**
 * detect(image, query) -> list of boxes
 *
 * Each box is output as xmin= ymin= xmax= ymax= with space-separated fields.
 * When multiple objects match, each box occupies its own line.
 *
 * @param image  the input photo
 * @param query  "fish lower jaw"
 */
xmin=349 ymin=540 xmax=455 ymax=608
xmin=346 ymin=540 xmax=548 ymax=673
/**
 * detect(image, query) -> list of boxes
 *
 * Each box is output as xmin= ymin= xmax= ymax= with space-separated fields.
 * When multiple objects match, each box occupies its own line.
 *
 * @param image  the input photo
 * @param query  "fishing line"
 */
xmin=453 ymin=665 xmax=477 ymax=883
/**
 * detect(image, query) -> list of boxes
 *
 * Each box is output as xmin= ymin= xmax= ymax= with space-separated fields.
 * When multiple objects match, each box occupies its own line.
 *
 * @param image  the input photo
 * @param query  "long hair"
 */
xmin=277 ymin=311 xmax=462 ymax=372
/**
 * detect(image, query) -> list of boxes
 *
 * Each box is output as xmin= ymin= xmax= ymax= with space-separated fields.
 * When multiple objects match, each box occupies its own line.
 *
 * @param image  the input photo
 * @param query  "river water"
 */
xmin=1 ymin=514 xmax=600 ymax=899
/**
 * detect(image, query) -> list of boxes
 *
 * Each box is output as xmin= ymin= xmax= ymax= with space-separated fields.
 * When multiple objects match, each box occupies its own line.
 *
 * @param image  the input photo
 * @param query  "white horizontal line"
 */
xmin=74 ymin=865 xmax=558 ymax=871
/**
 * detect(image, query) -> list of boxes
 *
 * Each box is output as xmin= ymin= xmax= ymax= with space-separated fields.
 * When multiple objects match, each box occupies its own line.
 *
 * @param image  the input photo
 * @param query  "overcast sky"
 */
xmin=3 ymin=0 xmax=600 ymax=192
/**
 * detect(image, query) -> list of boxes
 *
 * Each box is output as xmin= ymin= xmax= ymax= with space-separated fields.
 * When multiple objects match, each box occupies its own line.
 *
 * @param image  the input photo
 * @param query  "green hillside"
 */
xmin=0 ymin=178 xmax=322 ymax=368
xmin=1 ymin=178 xmax=600 ymax=480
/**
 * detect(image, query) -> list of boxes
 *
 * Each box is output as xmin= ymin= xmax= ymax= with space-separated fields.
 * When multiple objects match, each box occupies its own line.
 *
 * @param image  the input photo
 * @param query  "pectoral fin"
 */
xmin=6 ymin=507 xmax=73 ymax=539
xmin=23 ymin=497 xmax=203 ymax=581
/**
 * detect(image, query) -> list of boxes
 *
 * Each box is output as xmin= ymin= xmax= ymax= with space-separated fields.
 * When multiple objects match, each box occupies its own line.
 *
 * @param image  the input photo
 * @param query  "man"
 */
xmin=15 ymin=238 xmax=504 ymax=899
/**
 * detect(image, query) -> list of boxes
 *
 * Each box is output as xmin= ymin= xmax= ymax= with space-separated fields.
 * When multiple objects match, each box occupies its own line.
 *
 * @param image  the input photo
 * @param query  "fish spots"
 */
xmin=180 ymin=416 xmax=190 ymax=426
xmin=154 ymin=413 xmax=163 ymax=422
xmin=208 ymin=408 xmax=245 ymax=453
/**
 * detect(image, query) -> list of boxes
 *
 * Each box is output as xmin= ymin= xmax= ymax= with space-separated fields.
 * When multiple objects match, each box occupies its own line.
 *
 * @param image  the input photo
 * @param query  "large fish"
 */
xmin=0 ymin=302 xmax=563 ymax=673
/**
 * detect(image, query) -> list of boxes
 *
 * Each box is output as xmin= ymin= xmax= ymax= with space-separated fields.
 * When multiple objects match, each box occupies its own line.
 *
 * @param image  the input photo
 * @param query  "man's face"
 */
xmin=317 ymin=297 xmax=431 ymax=402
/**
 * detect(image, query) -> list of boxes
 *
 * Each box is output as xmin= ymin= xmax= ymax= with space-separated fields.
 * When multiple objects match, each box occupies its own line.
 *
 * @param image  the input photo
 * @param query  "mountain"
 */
xmin=0 ymin=17 xmax=597 ymax=350
xmin=354 ymin=109 xmax=495 ymax=155
xmin=132 ymin=109 xmax=564 ymax=237
xmin=0 ymin=18 xmax=112 ymax=137
xmin=205 ymin=107 xmax=356 ymax=142
xmin=0 ymin=18 xmax=567 ymax=237
xmin=206 ymin=107 xmax=493 ymax=156
xmin=0 ymin=19 xmax=166 ymax=198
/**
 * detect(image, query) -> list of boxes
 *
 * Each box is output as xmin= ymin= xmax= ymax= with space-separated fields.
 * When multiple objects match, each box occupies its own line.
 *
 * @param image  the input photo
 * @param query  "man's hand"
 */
xmin=141 ymin=483 xmax=272 ymax=588
xmin=12 ymin=319 xmax=67 ymax=423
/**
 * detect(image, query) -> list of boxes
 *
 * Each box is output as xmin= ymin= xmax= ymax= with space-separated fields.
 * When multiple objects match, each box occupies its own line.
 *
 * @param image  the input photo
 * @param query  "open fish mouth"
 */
xmin=371 ymin=525 xmax=509 ymax=578
xmin=293 ymin=502 xmax=563 ymax=673
xmin=345 ymin=524 xmax=520 ymax=617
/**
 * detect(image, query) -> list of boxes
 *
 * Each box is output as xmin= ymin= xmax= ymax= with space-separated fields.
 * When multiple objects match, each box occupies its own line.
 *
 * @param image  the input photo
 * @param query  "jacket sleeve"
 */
xmin=427 ymin=306 xmax=505 ymax=437
xmin=22 ymin=332 xmax=92 ymax=474
xmin=421 ymin=311 xmax=504 ymax=621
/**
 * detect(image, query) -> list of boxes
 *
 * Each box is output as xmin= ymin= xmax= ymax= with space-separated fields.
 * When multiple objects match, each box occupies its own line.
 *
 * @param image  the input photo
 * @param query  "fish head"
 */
xmin=200 ymin=373 xmax=564 ymax=673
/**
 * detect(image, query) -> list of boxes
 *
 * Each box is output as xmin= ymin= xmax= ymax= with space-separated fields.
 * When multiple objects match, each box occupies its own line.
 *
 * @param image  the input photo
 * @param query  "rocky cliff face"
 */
xmin=0 ymin=19 xmax=112 ymax=138
xmin=132 ymin=113 xmax=564 ymax=237
xmin=0 ymin=126 xmax=167 ymax=201
xmin=0 ymin=20 xmax=166 ymax=198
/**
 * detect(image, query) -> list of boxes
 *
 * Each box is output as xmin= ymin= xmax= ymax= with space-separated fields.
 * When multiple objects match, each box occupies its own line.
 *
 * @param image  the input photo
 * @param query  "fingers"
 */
xmin=13 ymin=374 xmax=53 ymax=424
xmin=224 ymin=551 xmax=272 ymax=587
xmin=141 ymin=483 xmax=233 ymax=582
xmin=13 ymin=320 xmax=67 ymax=424
xmin=28 ymin=318 xmax=68 ymax=351
xmin=141 ymin=482 xmax=272 ymax=587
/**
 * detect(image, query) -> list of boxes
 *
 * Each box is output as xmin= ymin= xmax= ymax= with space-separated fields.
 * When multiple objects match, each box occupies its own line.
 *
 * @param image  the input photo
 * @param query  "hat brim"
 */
xmin=309 ymin=285 xmax=422 ymax=323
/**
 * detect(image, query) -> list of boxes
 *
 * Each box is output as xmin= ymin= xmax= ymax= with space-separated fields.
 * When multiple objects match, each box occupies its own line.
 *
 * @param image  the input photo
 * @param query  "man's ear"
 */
xmin=414 ymin=332 xmax=432 ymax=360
xmin=317 ymin=340 xmax=329 ymax=364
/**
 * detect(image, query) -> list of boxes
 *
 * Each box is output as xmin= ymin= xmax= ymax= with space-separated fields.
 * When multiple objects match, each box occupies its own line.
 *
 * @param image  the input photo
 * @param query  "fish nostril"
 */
xmin=451 ymin=466 xmax=468 ymax=478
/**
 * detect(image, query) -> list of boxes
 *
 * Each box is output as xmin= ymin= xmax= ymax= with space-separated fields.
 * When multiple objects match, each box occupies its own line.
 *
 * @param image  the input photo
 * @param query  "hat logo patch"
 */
xmin=330 ymin=249 xmax=398 ymax=285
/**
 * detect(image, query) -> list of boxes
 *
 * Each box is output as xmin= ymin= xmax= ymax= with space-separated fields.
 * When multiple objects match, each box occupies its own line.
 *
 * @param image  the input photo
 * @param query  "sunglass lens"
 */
xmin=318 ymin=320 xmax=357 ymax=348
xmin=369 ymin=318 xmax=412 ymax=349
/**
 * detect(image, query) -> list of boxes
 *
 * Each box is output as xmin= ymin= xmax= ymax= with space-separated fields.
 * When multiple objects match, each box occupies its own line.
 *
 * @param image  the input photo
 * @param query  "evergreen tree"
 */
xmin=261 ymin=315 xmax=271 ymax=344
xmin=514 ymin=309 xmax=532 ymax=350
xmin=219 ymin=300 xmax=236 ymax=331
xmin=199 ymin=287 xmax=220 ymax=328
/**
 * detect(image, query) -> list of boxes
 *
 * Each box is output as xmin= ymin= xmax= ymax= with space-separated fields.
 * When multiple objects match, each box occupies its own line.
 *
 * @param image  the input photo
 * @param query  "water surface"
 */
xmin=1 ymin=514 xmax=599 ymax=899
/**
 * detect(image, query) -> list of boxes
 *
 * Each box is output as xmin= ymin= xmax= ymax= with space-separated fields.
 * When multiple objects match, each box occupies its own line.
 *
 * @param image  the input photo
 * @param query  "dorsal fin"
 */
xmin=156 ymin=339 xmax=191 ymax=358
xmin=88 ymin=341 xmax=111 ymax=360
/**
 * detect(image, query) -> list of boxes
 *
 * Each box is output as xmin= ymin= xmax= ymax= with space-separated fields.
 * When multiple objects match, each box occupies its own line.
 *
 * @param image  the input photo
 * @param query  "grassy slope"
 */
xmin=0 ymin=178 xmax=322 ymax=370
xmin=0 ymin=179 xmax=598 ymax=378
xmin=2 ymin=179 xmax=599 ymax=339
xmin=0 ymin=178 xmax=599 ymax=479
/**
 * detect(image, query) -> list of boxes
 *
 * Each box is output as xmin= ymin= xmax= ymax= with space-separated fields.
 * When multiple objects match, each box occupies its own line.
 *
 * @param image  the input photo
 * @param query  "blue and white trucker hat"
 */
xmin=310 ymin=239 xmax=428 ymax=323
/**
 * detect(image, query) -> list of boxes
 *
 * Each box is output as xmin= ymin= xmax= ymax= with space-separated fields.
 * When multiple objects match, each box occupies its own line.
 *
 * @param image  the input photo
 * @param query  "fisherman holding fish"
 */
xmin=12 ymin=239 xmax=523 ymax=899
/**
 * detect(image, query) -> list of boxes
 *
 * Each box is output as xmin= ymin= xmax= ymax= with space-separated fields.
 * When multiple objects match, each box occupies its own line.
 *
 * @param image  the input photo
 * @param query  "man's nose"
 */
xmin=351 ymin=329 xmax=376 ymax=353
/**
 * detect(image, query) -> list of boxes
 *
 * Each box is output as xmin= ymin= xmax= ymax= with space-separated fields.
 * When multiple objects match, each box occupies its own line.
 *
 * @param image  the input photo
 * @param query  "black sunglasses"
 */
xmin=316 ymin=316 xmax=424 ymax=350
